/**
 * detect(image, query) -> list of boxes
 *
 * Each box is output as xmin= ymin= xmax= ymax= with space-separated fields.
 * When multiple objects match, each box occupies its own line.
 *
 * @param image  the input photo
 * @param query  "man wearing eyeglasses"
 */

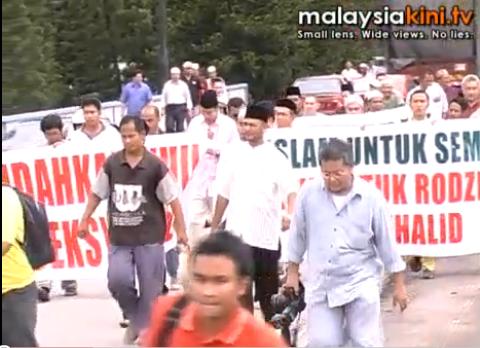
xmin=285 ymin=139 xmax=408 ymax=347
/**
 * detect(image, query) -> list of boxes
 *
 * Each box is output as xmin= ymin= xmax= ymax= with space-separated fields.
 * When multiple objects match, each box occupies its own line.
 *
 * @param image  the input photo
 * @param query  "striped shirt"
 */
xmin=216 ymin=141 xmax=297 ymax=250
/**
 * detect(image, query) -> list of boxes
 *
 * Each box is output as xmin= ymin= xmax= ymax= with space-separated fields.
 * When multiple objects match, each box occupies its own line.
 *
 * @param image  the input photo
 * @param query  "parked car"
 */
xmin=293 ymin=75 xmax=345 ymax=115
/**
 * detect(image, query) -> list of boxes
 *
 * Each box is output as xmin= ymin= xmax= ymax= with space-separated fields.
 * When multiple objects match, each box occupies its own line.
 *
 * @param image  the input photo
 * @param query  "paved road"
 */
xmin=36 ymin=255 xmax=480 ymax=347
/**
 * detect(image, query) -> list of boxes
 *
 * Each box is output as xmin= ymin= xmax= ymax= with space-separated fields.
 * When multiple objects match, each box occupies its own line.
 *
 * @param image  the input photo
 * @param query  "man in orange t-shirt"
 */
xmin=141 ymin=231 xmax=287 ymax=347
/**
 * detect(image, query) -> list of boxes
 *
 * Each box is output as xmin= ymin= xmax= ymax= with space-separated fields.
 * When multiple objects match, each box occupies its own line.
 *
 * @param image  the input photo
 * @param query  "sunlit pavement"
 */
xmin=36 ymin=255 xmax=480 ymax=347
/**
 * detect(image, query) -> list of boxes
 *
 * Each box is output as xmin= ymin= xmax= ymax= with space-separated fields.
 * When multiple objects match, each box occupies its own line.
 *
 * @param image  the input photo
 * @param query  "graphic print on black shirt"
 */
xmin=111 ymin=184 xmax=147 ymax=227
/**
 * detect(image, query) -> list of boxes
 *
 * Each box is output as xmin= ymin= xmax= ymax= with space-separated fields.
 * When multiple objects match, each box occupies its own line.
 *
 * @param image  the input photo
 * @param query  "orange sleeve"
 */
xmin=140 ymin=295 xmax=179 ymax=347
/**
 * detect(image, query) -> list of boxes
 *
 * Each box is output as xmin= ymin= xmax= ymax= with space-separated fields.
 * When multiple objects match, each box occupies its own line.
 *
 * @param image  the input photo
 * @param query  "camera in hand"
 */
xmin=270 ymin=282 xmax=306 ymax=330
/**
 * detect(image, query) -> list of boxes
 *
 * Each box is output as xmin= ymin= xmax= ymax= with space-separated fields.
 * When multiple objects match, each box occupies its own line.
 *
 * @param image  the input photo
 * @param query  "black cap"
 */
xmin=286 ymin=86 xmax=301 ymax=97
xmin=275 ymin=99 xmax=296 ymax=113
xmin=200 ymin=90 xmax=218 ymax=108
xmin=255 ymin=100 xmax=274 ymax=118
xmin=244 ymin=104 xmax=270 ymax=122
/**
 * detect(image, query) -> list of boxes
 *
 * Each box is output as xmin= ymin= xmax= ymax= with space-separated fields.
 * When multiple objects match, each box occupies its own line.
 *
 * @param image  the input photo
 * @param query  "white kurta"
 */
xmin=216 ymin=141 xmax=297 ymax=251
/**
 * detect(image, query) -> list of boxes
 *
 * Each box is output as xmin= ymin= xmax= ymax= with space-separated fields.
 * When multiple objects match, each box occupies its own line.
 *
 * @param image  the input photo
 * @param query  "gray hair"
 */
xmin=461 ymin=74 xmax=480 ymax=87
xmin=318 ymin=138 xmax=354 ymax=166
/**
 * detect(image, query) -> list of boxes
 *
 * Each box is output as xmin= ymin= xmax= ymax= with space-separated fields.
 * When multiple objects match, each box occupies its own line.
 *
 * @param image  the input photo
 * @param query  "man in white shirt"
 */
xmin=67 ymin=98 xmax=123 ymax=152
xmin=406 ymin=71 xmax=448 ymax=120
xmin=408 ymin=90 xmax=431 ymax=122
xmin=301 ymin=96 xmax=320 ymax=116
xmin=36 ymin=114 xmax=78 ymax=301
xmin=211 ymin=104 xmax=297 ymax=322
xmin=161 ymin=67 xmax=193 ymax=133
xmin=273 ymin=98 xmax=296 ymax=128
xmin=141 ymin=105 xmax=164 ymax=135
xmin=341 ymin=61 xmax=361 ymax=81
xmin=406 ymin=89 xmax=436 ymax=279
xmin=344 ymin=94 xmax=365 ymax=114
xmin=185 ymin=90 xmax=239 ymax=247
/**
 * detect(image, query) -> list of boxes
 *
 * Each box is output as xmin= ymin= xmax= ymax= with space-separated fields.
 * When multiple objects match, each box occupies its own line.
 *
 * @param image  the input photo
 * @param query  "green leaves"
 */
xmin=2 ymin=0 xmax=376 ymax=113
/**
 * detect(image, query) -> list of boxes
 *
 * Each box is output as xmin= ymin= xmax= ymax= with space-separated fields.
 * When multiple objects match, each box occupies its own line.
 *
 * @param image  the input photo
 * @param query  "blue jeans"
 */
xmin=107 ymin=243 xmax=165 ymax=335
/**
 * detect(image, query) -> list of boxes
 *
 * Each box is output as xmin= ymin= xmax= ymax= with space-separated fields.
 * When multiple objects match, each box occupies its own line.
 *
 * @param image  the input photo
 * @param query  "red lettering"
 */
xmin=99 ymin=217 xmax=110 ymax=247
xmin=168 ymin=147 xmax=178 ymax=179
xmin=11 ymin=162 xmax=34 ymax=196
xmin=84 ymin=218 xmax=102 ymax=267
xmin=62 ymin=220 xmax=85 ymax=267
xmin=49 ymin=221 xmax=65 ymax=268
xmin=392 ymin=175 xmax=407 ymax=204
xmin=34 ymin=159 xmax=54 ymax=205
xmin=427 ymin=215 xmax=438 ymax=244
xmin=439 ymin=214 xmax=447 ymax=243
xmin=449 ymin=213 xmax=462 ymax=243
xmin=448 ymin=172 xmax=462 ymax=202
xmin=478 ymin=172 xmax=480 ymax=200
xmin=415 ymin=174 xmax=429 ymax=204
xmin=51 ymin=157 xmax=74 ymax=205
xmin=382 ymin=174 xmax=390 ymax=201
xmin=395 ymin=215 xmax=409 ymax=243
xmin=2 ymin=164 xmax=10 ymax=184
xmin=432 ymin=174 xmax=446 ymax=204
xmin=360 ymin=174 xmax=373 ymax=182
xmin=411 ymin=215 xmax=426 ymax=244
xmin=180 ymin=145 xmax=190 ymax=189
xmin=464 ymin=172 xmax=476 ymax=202
xmin=72 ymin=155 xmax=91 ymax=203
xmin=374 ymin=174 xmax=382 ymax=192
xmin=191 ymin=144 xmax=200 ymax=174
xmin=159 ymin=147 xmax=168 ymax=162
xmin=94 ymin=153 xmax=107 ymax=174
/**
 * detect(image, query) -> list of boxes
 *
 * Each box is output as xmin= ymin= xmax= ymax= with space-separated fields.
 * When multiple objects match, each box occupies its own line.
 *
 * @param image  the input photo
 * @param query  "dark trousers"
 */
xmin=107 ymin=243 xmax=165 ymax=335
xmin=165 ymin=247 xmax=179 ymax=279
xmin=165 ymin=104 xmax=187 ymax=133
xmin=240 ymin=245 xmax=280 ymax=322
xmin=2 ymin=282 xmax=38 ymax=347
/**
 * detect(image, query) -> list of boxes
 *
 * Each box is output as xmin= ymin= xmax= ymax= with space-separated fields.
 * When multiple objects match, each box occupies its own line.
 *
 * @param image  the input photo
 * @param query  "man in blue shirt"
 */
xmin=120 ymin=70 xmax=153 ymax=116
xmin=285 ymin=139 xmax=408 ymax=347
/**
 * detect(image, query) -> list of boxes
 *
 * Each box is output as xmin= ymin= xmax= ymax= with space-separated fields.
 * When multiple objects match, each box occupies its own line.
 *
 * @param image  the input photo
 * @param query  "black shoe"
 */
xmin=38 ymin=287 xmax=50 ymax=302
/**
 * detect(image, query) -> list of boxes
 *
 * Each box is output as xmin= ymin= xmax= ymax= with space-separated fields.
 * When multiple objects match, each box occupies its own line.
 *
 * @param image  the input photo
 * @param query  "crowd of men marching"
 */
xmin=2 ymin=59 xmax=480 ymax=347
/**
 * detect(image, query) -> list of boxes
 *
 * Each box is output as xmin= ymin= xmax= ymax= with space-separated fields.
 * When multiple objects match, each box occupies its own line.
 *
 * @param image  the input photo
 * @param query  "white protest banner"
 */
xmin=2 ymin=135 xmax=200 ymax=281
xmin=2 ymin=119 xmax=479 ymax=280
xmin=292 ymin=106 xmax=411 ymax=128
xmin=267 ymin=119 xmax=480 ymax=257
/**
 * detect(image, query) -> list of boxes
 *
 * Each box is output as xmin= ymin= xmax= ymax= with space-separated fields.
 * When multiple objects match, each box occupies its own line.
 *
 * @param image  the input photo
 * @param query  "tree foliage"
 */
xmin=2 ymin=0 xmax=377 ymax=113
xmin=2 ymin=0 xmax=61 ymax=114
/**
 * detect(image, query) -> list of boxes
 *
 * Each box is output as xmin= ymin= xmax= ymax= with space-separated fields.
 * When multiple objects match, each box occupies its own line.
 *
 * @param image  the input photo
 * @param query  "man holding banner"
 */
xmin=406 ymin=90 xmax=437 ymax=278
xmin=77 ymin=116 xmax=188 ymax=344
xmin=285 ymin=139 xmax=408 ymax=347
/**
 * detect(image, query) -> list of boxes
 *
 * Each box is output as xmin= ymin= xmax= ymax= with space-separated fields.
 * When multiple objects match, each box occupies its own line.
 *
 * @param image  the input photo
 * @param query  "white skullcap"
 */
xmin=71 ymin=108 xmax=85 ymax=124
xmin=182 ymin=61 xmax=193 ymax=69
xmin=461 ymin=74 xmax=480 ymax=86
xmin=170 ymin=67 xmax=181 ymax=74
xmin=359 ymin=63 xmax=369 ymax=68
xmin=192 ymin=63 xmax=199 ymax=70
xmin=380 ymin=79 xmax=393 ymax=87
xmin=344 ymin=94 xmax=364 ymax=107
xmin=207 ymin=65 xmax=216 ymax=73
xmin=366 ymin=90 xmax=383 ymax=101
